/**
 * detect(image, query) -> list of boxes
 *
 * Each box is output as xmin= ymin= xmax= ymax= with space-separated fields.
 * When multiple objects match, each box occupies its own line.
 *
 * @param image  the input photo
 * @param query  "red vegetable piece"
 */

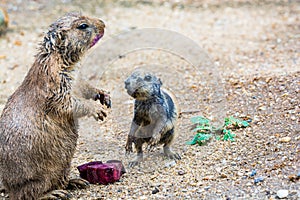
xmin=87 ymin=163 xmax=118 ymax=185
xmin=77 ymin=161 xmax=103 ymax=180
xmin=77 ymin=160 xmax=125 ymax=185
xmin=106 ymin=160 xmax=126 ymax=175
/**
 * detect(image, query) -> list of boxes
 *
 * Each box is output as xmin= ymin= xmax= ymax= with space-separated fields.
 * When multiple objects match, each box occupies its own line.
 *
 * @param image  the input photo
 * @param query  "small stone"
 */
xmin=152 ymin=187 xmax=159 ymax=194
xmin=165 ymin=160 xmax=176 ymax=168
xmin=277 ymin=189 xmax=289 ymax=199
xmin=215 ymin=167 xmax=222 ymax=173
xmin=254 ymin=177 xmax=264 ymax=184
xmin=288 ymin=174 xmax=299 ymax=182
xmin=204 ymin=186 xmax=210 ymax=191
xmin=279 ymin=137 xmax=291 ymax=143
xmin=237 ymin=171 xmax=243 ymax=176
xmin=220 ymin=173 xmax=227 ymax=178
xmin=178 ymin=170 xmax=185 ymax=175
xmin=189 ymin=182 xmax=197 ymax=186
xmin=203 ymin=176 xmax=215 ymax=180
xmin=253 ymin=116 xmax=260 ymax=122
xmin=258 ymin=105 xmax=267 ymax=111
xmin=14 ymin=40 xmax=22 ymax=46
xmin=250 ymin=169 xmax=257 ymax=177
xmin=277 ymin=38 xmax=282 ymax=43
xmin=190 ymin=85 xmax=198 ymax=89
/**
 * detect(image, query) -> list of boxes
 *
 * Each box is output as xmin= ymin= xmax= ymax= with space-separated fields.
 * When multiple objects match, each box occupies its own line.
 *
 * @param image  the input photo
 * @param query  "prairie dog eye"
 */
xmin=144 ymin=75 xmax=152 ymax=81
xmin=77 ymin=23 xmax=89 ymax=30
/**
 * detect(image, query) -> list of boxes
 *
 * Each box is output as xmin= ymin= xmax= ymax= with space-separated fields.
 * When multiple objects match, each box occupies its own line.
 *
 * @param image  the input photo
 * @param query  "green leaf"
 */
xmin=186 ymin=134 xmax=198 ymax=145
xmin=224 ymin=117 xmax=232 ymax=127
xmin=188 ymin=115 xmax=249 ymax=146
xmin=186 ymin=133 xmax=212 ymax=145
xmin=222 ymin=129 xmax=236 ymax=141
xmin=224 ymin=116 xmax=250 ymax=128
xmin=198 ymin=133 xmax=212 ymax=140
xmin=241 ymin=120 xmax=250 ymax=127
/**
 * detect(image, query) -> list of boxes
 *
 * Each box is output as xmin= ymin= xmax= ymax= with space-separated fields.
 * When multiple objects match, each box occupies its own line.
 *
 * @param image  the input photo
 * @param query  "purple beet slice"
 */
xmin=77 ymin=160 xmax=125 ymax=185
xmin=87 ymin=163 xmax=120 ymax=185
xmin=106 ymin=160 xmax=126 ymax=175
xmin=77 ymin=161 xmax=103 ymax=180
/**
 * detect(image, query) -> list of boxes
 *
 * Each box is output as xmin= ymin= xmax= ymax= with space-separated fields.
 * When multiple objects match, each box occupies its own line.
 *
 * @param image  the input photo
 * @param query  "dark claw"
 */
xmin=40 ymin=190 xmax=71 ymax=200
xmin=125 ymin=147 xmax=133 ymax=155
xmin=102 ymin=111 xmax=107 ymax=118
xmin=94 ymin=93 xmax=111 ymax=108
xmin=106 ymin=98 xmax=112 ymax=108
xmin=98 ymin=113 xmax=104 ymax=121
xmin=173 ymin=153 xmax=181 ymax=160
xmin=96 ymin=110 xmax=107 ymax=121
xmin=0 ymin=186 xmax=5 ymax=193
xmin=125 ymin=138 xmax=133 ymax=154
xmin=146 ymin=144 xmax=155 ymax=152
xmin=94 ymin=93 xmax=104 ymax=104
xmin=165 ymin=152 xmax=181 ymax=160
xmin=99 ymin=93 xmax=105 ymax=105
xmin=128 ymin=161 xmax=139 ymax=168
xmin=67 ymin=178 xmax=90 ymax=190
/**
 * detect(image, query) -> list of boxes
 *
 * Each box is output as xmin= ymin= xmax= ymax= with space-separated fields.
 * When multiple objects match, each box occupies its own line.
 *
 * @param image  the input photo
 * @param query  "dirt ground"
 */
xmin=0 ymin=0 xmax=299 ymax=199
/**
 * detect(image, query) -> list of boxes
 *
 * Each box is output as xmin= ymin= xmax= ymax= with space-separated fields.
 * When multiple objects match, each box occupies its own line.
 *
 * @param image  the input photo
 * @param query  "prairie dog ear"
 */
xmin=44 ymin=31 xmax=58 ymax=52
xmin=44 ymin=30 xmax=65 ymax=53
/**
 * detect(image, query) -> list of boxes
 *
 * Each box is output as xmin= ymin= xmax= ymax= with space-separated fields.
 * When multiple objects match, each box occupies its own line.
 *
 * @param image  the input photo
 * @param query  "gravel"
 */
xmin=0 ymin=0 xmax=299 ymax=199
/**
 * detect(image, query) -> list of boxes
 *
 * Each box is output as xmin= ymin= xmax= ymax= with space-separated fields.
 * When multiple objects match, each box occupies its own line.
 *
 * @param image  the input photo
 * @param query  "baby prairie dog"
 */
xmin=124 ymin=70 xmax=181 ymax=167
xmin=0 ymin=12 xmax=110 ymax=200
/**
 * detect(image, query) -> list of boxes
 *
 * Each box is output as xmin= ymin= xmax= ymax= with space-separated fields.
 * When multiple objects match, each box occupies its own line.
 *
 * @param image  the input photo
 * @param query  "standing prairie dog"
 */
xmin=124 ymin=70 xmax=181 ymax=167
xmin=0 ymin=12 xmax=110 ymax=200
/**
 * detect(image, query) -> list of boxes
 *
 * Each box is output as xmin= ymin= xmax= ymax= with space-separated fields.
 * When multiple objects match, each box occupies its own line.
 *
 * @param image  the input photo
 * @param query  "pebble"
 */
xmin=290 ymin=115 xmax=296 ymax=121
xmin=1 ymin=1 xmax=299 ymax=200
xmin=246 ymin=182 xmax=252 ymax=186
xmin=237 ymin=171 xmax=243 ymax=176
xmin=258 ymin=105 xmax=267 ymax=111
xmin=277 ymin=189 xmax=289 ymax=199
xmin=288 ymin=174 xmax=299 ymax=182
xmin=250 ymin=169 xmax=257 ymax=177
xmin=279 ymin=137 xmax=291 ymax=143
xmin=254 ymin=177 xmax=264 ymax=184
xmin=165 ymin=160 xmax=176 ymax=168
xmin=203 ymin=176 xmax=215 ymax=181
xmin=152 ymin=187 xmax=160 ymax=194
xmin=220 ymin=173 xmax=227 ymax=178
xmin=178 ymin=170 xmax=186 ymax=175
xmin=204 ymin=186 xmax=210 ymax=191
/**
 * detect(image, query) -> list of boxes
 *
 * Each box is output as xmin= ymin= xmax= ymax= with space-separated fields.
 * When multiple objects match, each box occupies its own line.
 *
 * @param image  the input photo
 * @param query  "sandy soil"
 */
xmin=0 ymin=0 xmax=299 ymax=199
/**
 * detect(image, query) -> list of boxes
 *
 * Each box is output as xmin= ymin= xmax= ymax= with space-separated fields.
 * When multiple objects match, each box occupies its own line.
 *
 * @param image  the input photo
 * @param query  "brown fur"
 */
xmin=124 ymin=71 xmax=181 ymax=167
xmin=0 ymin=12 xmax=110 ymax=200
